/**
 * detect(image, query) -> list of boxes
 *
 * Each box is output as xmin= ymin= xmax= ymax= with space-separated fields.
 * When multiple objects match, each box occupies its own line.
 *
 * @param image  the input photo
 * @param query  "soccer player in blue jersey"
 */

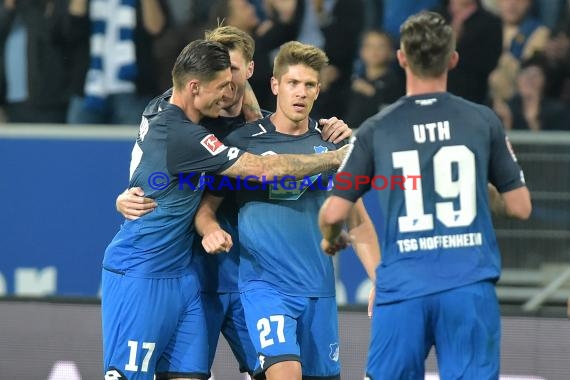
xmin=194 ymin=41 xmax=380 ymax=380
xmin=114 ymin=27 xmax=352 ymax=379
xmin=102 ymin=39 xmax=350 ymax=380
xmin=319 ymin=11 xmax=532 ymax=380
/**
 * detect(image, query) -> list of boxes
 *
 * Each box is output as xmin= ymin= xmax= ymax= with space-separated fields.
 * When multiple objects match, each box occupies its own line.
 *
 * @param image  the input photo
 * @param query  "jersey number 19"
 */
xmin=393 ymin=145 xmax=476 ymax=233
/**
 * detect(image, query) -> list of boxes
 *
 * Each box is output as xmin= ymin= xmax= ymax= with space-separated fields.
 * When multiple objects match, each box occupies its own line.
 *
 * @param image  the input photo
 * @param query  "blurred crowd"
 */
xmin=0 ymin=0 xmax=568 ymax=131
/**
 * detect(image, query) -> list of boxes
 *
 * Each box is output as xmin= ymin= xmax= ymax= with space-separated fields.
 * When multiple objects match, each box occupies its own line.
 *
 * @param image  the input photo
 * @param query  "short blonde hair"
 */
xmin=205 ymin=26 xmax=255 ymax=62
xmin=273 ymin=41 xmax=329 ymax=79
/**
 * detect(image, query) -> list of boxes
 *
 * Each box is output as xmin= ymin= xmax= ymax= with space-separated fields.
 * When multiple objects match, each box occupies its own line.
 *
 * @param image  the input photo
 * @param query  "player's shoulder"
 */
xmin=138 ymin=89 xmax=205 ymax=142
xmin=307 ymin=117 xmax=324 ymax=135
xmin=143 ymin=88 xmax=199 ymax=132
xmin=446 ymin=93 xmax=504 ymax=133
xmin=385 ymin=92 xmax=499 ymax=129
xmin=353 ymin=97 xmax=408 ymax=139
xmin=447 ymin=93 xmax=497 ymax=119
xmin=143 ymin=88 xmax=173 ymax=119
xmin=361 ymin=96 xmax=409 ymax=128
xmin=227 ymin=115 xmax=276 ymax=140
xmin=306 ymin=118 xmax=341 ymax=150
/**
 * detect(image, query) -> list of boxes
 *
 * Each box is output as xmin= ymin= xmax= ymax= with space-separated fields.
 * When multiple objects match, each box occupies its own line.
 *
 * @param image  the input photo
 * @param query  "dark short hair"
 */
xmin=400 ymin=11 xmax=455 ymax=78
xmin=171 ymin=40 xmax=231 ymax=90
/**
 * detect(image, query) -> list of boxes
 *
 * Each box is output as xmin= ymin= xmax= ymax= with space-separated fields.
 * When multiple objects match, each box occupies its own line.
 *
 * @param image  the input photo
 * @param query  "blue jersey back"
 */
xmin=224 ymin=116 xmax=339 ymax=297
xmin=333 ymin=92 xmax=525 ymax=303
xmin=104 ymin=90 xmax=243 ymax=278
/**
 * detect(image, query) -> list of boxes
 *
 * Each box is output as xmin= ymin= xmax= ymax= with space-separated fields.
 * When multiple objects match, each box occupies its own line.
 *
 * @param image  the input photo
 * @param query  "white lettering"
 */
xmin=413 ymin=121 xmax=451 ymax=144
xmin=396 ymin=238 xmax=418 ymax=253
xmin=15 ymin=267 xmax=57 ymax=296
xmin=438 ymin=121 xmax=451 ymax=140
xmin=413 ymin=124 xmax=426 ymax=143
xmin=417 ymin=233 xmax=482 ymax=251
xmin=425 ymin=123 xmax=438 ymax=142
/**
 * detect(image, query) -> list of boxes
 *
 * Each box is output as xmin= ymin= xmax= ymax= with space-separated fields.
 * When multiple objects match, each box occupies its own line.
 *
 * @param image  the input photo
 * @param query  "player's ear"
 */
xmin=188 ymin=80 xmax=200 ymax=95
xmin=396 ymin=49 xmax=407 ymax=69
xmin=246 ymin=60 xmax=254 ymax=80
xmin=448 ymin=51 xmax=459 ymax=70
xmin=270 ymin=76 xmax=279 ymax=96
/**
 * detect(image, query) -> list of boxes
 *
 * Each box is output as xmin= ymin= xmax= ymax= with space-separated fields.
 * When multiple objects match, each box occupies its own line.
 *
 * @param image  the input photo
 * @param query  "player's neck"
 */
xmin=170 ymin=89 xmax=201 ymax=124
xmin=219 ymin=97 xmax=243 ymax=118
xmin=270 ymin=111 xmax=309 ymax=135
xmin=406 ymin=72 xmax=448 ymax=96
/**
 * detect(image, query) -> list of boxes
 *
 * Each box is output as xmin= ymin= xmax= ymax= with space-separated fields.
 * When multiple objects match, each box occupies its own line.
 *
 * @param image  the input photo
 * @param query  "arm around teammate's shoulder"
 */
xmin=218 ymin=146 xmax=349 ymax=179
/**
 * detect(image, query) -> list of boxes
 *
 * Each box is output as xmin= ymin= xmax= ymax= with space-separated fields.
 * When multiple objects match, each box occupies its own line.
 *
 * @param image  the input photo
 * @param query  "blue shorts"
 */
xmin=201 ymin=291 xmax=257 ymax=374
xmin=101 ymin=270 xmax=209 ymax=380
xmin=241 ymin=286 xmax=340 ymax=379
xmin=366 ymin=281 xmax=500 ymax=380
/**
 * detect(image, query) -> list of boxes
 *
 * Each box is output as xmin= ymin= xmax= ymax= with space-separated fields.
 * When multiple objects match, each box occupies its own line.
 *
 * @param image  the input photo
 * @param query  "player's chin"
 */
xmin=219 ymin=97 xmax=234 ymax=109
xmin=207 ymin=104 xmax=223 ymax=118
xmin=290 ymin=111 xmax=308 ymax=122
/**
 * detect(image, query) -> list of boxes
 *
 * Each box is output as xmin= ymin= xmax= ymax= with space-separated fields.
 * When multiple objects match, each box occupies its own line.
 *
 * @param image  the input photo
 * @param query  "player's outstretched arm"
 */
xmin=219 ymin=145 xmax=349 ymax=180
xmin=318 ymin=195 xmax=354 ymax=255
xmin=194 ymin=192 xmax=233 ymax=254
xmin=319 ymin=117 xmax=352 ymax=144
xmin=347 ymin=199 xmax=381 ymax=318
xmin=488 ymin=184 xmax=532 ymax=220
xmin=116 ymin=187 xmax=157 ymax=220
xmin=347 ymin=199 xmax=381 ymax=282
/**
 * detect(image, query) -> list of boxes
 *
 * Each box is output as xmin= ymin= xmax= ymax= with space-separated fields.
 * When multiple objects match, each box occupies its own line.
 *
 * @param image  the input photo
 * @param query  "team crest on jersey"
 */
xmin=329 ymin=343 xmax=339 ymax=361
xmin=200 ymin=134 xmax=227 ymax=155
xmin=314 ymin=145 xmax=328 ymax=154
xmin=505 ymin=136 xmax=518 ymax=162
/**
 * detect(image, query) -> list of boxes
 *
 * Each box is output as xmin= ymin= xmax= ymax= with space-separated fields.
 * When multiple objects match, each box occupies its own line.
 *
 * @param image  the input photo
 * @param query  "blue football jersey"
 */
xmin=103 ymin=89 xmax=244 ymax=277
xmin=333 ymin=92 xmax=526 ymax=304
xmin=224 ymin=116 xmax=339 ymax=297
xmin=194 ymin=110 xmax=272 ymax=293
xmin=193 ymin=115 xmax=246 ymax=293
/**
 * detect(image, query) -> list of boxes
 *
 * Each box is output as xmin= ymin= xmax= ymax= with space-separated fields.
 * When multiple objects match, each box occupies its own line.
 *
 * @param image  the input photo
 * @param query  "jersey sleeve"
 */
xmin=205 ymin=126 xmax=254 ymax=198
xmin=487 ymin=110 xmax=526 ymax=193
xmin=222 ymin=126 xmax=252 ymax=150
xmin=331 ymin=121 xmax=375 ymax=202
xmin=167 ymin=121 xmax=244 ymax=175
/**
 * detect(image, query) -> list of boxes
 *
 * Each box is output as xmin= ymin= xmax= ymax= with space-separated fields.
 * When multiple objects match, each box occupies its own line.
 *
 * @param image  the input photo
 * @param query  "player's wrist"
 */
xmin=202 ymin=224 xmax=223 ymax=237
